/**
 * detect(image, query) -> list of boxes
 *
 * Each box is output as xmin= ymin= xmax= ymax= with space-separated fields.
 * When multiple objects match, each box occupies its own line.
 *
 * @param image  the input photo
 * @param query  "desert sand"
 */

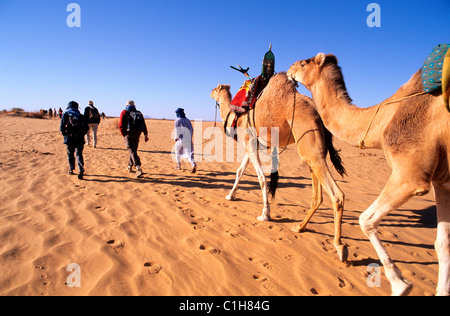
xmin=0 ymin=114 xmax=439 ymax=296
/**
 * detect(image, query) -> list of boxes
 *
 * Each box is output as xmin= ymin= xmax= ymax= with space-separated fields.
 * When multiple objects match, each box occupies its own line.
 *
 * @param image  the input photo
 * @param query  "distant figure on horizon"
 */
xmin=174 ymin=108 xmax=197 ymax=173
xmin=58 ymin=107 xmax=63 ymax=119
xmin=84 ymin=100 xmax=101 ymax=148
xmin=60 ymin=101 xmax=89 ymax=180
xmin=119 ymin=100 xmax=149 ymax=178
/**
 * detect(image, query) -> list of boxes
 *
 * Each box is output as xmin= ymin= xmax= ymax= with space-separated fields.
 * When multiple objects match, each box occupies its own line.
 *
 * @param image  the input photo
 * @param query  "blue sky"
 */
xmin=0 ymin=0 xmax=449 ymax=120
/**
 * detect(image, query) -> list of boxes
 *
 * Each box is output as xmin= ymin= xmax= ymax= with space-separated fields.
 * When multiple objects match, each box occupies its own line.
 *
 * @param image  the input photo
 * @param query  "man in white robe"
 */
xmin=174 ymin=108 xmax=197 ymax=173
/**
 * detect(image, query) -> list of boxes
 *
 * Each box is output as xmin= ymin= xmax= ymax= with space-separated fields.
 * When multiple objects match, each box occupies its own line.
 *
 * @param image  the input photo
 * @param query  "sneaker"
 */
xmin=191 ymin=166 xmax=197 ymax=174
xmin=175 ymin=164 xmax=181 ymax=170
xmin=78 ymin=173 xmax=83 ymax=180
xmin=136 ymin=169 xmax=143 ymax=178
xmin=127 ymin=166 xmax=133 ymax=173
xmin=68 ymin=170 xmax=74 ymax=175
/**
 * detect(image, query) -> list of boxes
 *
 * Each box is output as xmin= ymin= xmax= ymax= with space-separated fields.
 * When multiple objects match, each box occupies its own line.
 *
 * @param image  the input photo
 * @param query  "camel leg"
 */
xmin=313 ymin=162 xmax=346 ymax=262
xmin=226 ymin=152 xmax=250 ymax=201
xmin=247 ymin=145 xmax=270 ymax=222
xmin=292 ymin=170 xmax=323 ymax=232
xmin=359 ymin=173 xmax=429 ymax=296
xmin=433 ymin=183 xmax=450 ymax=296
xmin=290 ymin=128 xmax=345 ymax=261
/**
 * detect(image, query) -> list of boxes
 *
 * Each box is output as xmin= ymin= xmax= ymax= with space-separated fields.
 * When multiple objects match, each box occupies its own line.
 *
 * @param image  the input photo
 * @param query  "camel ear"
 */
xmin=223 ymin=85 xmax=230 ymax=91
xmin=314 ymin=53 xmax=326 ymax=67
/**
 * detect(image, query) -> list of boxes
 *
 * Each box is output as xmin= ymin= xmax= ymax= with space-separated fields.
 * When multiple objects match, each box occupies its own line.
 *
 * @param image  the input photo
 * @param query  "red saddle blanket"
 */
xmin=230 ymin=76 xmax=266 ymax=113
xmin=230 ymin=80 xmax=252 ymax=113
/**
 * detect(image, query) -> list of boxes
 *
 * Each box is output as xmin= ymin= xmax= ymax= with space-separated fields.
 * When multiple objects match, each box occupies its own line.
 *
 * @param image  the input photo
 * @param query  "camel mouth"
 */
xmin=288 ymin=75 xmax=299 ymax=87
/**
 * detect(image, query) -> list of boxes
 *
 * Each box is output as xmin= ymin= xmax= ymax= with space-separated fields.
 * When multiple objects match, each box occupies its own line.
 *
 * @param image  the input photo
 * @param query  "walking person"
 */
xmin=119 ymin=100 xmax=149 ymax=178
xmin=60 ymin=101 xmax=89 ymax=180
xmin=174 ymin=108 xmax=197 ymax=173
xmin=84 ymin=100 xmax=101 ymax=148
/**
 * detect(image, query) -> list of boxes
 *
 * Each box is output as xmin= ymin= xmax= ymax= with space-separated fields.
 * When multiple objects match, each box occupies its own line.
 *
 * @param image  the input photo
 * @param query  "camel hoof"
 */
xmin=335 ymin=244 xmax=348 ymax=263
xmin=391 ymin=280 xmax=413 ymax=296
xmin=257 ymin=215 xmax=271 ymax=222
xmin=291 ymin=225 xmax=306 ymax=233
xmin=226 ymin=195 xmax=236 ymax=201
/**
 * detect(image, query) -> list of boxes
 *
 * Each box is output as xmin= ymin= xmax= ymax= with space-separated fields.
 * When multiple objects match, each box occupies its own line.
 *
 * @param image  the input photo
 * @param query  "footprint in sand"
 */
xmin=144 ymin=262 xmax=162 ymax=275
xmin=310 ymin=287 xmax=319 ymax=295
xmin=252 ymin=274 xmax=277 ymax=290
xmin=270 ymin=237 xmax=292 ymax=245
xmin=248 ymin=257 xmax=276 ymax=270
xmin=192 ymin=244 xmax=228 ymax=264
xmin=181 ymin=209 xmax=211 ymax=231
xmin=337 ymin=275 xmax=354 ymax=289
xmin=106 ymin=239 xmax=125 ymax=253
xmin=226 ymin=228 xmax=248 ymax=241
xmin=143 ymin=262 xmax=173 ymax=285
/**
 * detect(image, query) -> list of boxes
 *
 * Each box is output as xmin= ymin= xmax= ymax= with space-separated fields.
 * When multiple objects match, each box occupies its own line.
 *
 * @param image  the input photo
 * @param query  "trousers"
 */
xmin=66 ymin=144 xmax=84 ymax=173
xmin=124 ymin=134 xmax=141 ymax=167
xmin=86 ymin=123 xmax=99 ymax=146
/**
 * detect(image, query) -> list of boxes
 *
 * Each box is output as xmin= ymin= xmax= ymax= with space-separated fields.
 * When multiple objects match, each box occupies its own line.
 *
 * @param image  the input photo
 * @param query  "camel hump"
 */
xmin=443 ymin=49 xmax=450 ymax=112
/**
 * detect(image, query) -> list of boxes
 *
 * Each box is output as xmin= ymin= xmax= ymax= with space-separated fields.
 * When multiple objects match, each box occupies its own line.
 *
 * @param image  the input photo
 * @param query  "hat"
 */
xmin=67 ymin=101 xmax=79 ymax=109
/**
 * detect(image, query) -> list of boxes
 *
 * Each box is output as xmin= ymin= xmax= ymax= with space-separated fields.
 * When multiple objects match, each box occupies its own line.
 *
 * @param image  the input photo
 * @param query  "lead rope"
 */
xmin=358 ymin=91 xmax=427 ymax=149
xmin=202 ymin=101 xmax=219 ymax=144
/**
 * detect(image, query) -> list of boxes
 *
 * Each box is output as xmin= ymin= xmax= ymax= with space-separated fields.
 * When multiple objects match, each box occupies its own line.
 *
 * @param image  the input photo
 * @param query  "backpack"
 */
xmin=127 ymin=110 xmax=145 ymax=133
xmin=65 ymin=113 xmax=87 ymax=138
xmin=89 ymin=107 xmax=99 ymax=120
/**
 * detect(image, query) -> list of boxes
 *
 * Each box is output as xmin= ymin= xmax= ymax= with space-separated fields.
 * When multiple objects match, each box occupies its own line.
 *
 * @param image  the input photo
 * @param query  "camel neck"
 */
xmin=310 ymin=74 xmax=389 ymax=149
xmin=218 ymin=89 xmax=233 ymax=121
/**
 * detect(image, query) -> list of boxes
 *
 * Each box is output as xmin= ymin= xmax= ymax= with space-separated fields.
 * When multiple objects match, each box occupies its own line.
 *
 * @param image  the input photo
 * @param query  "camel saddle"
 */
xmin=229 ymin=76 xmax=270 ymax=133
xmin=443 ymin=49 xmax=450 ymax=112
xmin=421 ymin=44 xmax=450 ymax=93
xmin=230 ymin=76 xmax=267 ymax=113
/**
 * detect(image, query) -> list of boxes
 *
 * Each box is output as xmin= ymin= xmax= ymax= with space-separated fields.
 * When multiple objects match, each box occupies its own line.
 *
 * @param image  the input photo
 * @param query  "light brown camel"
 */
xmin=287 ymin=53 xmax=450 ymax=296
xmin=210 ymin=72 xmax=348 ymax=261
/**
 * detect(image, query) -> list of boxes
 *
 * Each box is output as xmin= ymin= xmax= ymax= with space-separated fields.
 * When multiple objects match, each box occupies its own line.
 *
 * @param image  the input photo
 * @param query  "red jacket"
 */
xmin=119 ymin=110 xmax=148 ymax=137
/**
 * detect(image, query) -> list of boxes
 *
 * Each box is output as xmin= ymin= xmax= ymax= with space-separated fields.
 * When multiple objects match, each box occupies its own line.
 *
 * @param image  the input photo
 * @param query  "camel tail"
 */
xmin=268 ymin=147 xmax=280 ymax=198
xmin=268 ymin=170 xmax=279 ymax=198
xmin=324 ymin=127 xmax=347 ymax=177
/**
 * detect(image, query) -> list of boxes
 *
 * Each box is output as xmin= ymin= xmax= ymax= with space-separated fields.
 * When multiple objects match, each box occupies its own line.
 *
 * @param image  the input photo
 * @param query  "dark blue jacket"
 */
xmin=60 ymin=108 xmax=88 ymax=145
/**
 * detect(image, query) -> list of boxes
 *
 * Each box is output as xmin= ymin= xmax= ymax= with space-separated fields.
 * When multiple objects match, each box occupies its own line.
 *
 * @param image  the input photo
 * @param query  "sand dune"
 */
xmin=0 ymin=114 xmax=438 ymax=296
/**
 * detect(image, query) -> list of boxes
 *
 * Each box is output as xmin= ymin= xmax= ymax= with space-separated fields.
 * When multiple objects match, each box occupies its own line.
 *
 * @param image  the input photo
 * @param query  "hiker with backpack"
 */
xmin=60 ymin=101 xmax=89 ymax=180
xmin=84 ymin=100 xmax=101 ymax=148
xmin=119 ymin=100 xmax=149 ymax=178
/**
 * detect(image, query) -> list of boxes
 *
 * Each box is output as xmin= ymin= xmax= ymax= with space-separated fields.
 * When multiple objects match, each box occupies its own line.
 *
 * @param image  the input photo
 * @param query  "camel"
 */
xmin=210 ymin=72 xmax=348 ymax=261
xmin=287 ymin=53 xmax=450 ymax=296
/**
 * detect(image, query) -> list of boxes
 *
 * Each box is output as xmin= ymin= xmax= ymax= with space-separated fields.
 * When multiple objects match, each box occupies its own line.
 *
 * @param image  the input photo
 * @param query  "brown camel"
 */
xmin=210 ymin=72 xmax=348 ymax=261
xmin=287 ymin=53 xmax=450 ymax=296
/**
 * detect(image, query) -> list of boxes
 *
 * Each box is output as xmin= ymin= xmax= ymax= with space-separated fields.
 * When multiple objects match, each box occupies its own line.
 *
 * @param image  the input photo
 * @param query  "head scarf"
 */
xmin=261 ymin=45 xmax=275 ymax=80
xmin=175 ymin=108 xmax=186 ymax=118
xmin=67 ymin=101 xmax=79 ymax=109
xmin=126 ymin=100 xmax=136 ymax=112
xmin=65 ymin=101 xmax=82 ymax=118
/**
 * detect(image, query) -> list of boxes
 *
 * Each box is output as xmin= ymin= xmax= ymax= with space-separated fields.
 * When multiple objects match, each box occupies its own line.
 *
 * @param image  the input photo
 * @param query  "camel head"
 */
xmin=210 ymin=84 xmax=231 ymax=103
xmin=287 ymin=53 xmax=338 ymax=90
